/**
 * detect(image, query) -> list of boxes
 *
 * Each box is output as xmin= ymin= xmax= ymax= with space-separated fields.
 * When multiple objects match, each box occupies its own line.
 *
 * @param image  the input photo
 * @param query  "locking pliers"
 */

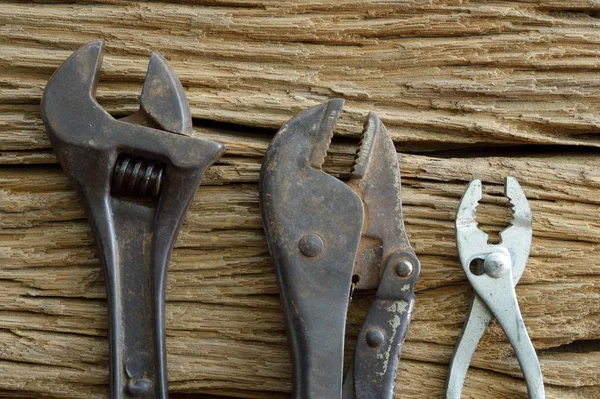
xmin=446 ymin=177 xmax=545 ymax=398
xmin=260 ymin=99 xmax=420 ymax=398
xmin=41 ymin=41 xmax=224 ymax=398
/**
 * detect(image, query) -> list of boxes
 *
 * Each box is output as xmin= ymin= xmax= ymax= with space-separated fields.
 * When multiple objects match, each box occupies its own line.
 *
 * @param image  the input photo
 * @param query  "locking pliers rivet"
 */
xmin=299 ymin=233 xmax=324 ymax=257
xmin=395 ymin=259 xmax=414 ymax=278
xmin=366 ymin=329 xmax=385 ymax=348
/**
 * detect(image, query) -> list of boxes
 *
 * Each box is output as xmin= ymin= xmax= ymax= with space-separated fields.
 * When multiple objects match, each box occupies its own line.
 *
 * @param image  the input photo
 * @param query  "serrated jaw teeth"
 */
xmin=351 ymin=112 xmax=380 ymax=179
xmin=504 ymin=176 xmax=532 ymax=225
xmin=456 ymin=179 xmax=483 ymax=231
xmin=500 ymin=176 xmax=532 ymax=241
xmin=457 ymin=177 xmax=532 ymax=247
xmin=309 ymin=98 xmax=344 ymax=170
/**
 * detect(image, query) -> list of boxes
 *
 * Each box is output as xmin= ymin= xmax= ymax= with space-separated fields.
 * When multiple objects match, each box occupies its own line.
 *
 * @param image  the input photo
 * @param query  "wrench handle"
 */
xmin=108 ymin=199 xmax=167 ymax=399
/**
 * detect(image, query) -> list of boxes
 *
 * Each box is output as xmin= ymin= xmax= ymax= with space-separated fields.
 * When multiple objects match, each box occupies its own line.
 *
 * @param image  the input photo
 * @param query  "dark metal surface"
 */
xmin=41 ymin=40 xmax=225 ymax=399
xmin=260 ymin=99 xmax=419 ymax=399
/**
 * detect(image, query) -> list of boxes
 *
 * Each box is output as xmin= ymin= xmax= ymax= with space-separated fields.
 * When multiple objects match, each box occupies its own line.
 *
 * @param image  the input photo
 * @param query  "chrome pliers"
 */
xmin=41 ymin=41 xmax=224 ymax=398
xmin=446 ymin=177 xmax=545 ymax=399
xmin=260 ymin=99 xmax=420 ymax=398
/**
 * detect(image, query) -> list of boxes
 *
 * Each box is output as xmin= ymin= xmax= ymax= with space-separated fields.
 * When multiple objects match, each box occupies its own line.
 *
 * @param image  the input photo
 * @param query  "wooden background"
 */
xmin=1 ymin=1 xmax=599 ymax=398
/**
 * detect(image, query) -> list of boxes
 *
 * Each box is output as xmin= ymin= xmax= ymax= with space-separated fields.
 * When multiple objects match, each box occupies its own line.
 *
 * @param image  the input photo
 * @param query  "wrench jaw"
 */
xmin=41 ymin=40 xmax=107 ymax=149
xmin=41 ymin=41 xmax=224 ymax=399
xmin=130 ymin=52 xmax=193 ymax=135
xmin=260 ymin=99 xmax=364 ymax=398
xmin=41 ymin=39 xmax=223 ymax=171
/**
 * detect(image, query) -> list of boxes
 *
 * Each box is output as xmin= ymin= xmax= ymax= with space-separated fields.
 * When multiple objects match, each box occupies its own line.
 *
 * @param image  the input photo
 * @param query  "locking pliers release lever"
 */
xmin=260 ymin=99 xmax=419 ymax=398
xmin=41 ymin=41 xmax=225 ymax=398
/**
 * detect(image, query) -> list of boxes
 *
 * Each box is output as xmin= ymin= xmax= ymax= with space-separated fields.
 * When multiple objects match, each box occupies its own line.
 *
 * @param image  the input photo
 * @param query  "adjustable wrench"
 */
xmin=41 ymin=40 xmax=224 ymax=398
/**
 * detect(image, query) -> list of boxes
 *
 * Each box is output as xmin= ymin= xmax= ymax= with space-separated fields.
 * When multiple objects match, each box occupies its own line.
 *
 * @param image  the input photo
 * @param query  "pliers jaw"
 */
xmin=455 ymin=177 xmax=532 ymax=283
xmin=41 ymin=41 xmax=224 ymax=398
xmin=448 ymin=177 xmax=544 ymax=399
xmin=260 ymin=99 xmax=418 ymax=399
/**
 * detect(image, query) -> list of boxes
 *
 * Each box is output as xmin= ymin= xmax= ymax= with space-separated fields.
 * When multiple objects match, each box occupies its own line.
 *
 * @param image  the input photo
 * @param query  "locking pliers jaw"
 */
xmin=41 ymin=41 xmax=224 ymax=398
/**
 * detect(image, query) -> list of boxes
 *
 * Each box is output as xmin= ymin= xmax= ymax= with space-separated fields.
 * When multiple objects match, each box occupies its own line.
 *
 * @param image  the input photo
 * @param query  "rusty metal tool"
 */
xmin=260 ymin=99 xmax=420 ymax=399
xmin=446 ymin=177 xmax=544 ymax=399
xmin=41 ymin=40 xmax=225 ymax=398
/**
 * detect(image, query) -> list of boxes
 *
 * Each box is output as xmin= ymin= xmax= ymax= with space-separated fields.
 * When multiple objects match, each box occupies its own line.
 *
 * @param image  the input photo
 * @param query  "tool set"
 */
xmin=35 ymin=40 xmax=545 ymax=398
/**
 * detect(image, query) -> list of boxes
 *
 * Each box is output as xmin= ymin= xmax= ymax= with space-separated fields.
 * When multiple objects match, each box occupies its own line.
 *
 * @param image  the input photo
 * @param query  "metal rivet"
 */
xmin=126 ymin=378 xmax=152 ymax=397
xmin=395 ymin=259 xmax=414 ymax=278
xmin=366 ymin=329 xmax=385 ymax=348
xmin=298 ymin=234 xmax=324 ymax=257
xmin=483 ymin=252 xmax=511 ymax=278
xmin=125 ymin=354 xmax=152 ymax=397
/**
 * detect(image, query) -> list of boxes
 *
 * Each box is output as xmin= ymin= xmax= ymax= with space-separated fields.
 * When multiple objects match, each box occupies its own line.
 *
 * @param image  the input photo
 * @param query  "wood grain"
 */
xmin=0 ymin=1 xmax=599 ymax=398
